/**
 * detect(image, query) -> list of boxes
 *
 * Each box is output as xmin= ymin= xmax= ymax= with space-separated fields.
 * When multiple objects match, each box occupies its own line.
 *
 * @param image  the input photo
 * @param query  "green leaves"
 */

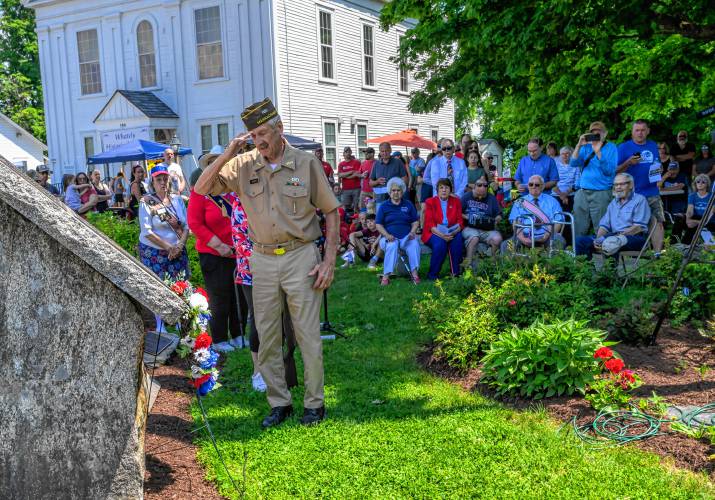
xmin=481 ymin=319 xmax=605 ymax=399
xmin=381 ymin=0 xmax=715 ymax=148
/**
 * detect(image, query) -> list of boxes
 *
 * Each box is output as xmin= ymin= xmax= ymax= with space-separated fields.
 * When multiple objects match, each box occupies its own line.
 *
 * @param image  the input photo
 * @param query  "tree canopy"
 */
xmin=381 ymin=0 xmax=715 ymax=152
xmin=0 ymin=0 xmax=45 ymax=143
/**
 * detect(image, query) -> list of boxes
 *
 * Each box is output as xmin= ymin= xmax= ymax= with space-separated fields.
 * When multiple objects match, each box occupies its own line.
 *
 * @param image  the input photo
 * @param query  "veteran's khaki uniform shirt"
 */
xmin=208 ymin=142 xmax=340 ymax=244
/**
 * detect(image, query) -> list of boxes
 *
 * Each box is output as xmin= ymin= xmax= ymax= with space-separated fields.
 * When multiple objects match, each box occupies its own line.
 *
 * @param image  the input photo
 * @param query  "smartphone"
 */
xmin=668 ymin=161 xmax=678 ymax=170
xmin=633 ymin=152 xmax=641 ymax=159
xmin=584 ymin=133 xmax=600 ymax=142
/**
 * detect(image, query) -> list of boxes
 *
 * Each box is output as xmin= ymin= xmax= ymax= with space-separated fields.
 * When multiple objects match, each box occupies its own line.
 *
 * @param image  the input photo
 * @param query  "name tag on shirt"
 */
xmin=648 ymin=163 xmax=662 ymax=184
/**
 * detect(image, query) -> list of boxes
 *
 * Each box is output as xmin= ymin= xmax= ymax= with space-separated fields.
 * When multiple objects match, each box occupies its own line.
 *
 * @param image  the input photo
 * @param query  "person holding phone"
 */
xmin=617 ymin=119 xmax=665 ymax=253
xmin=570 ymin=121 xmax=618 ymax=237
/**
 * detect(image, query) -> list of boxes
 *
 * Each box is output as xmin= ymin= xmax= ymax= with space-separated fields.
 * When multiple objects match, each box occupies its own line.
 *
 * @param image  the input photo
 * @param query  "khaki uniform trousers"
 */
xmin=249 ymin=243 xmax=324 ymax=408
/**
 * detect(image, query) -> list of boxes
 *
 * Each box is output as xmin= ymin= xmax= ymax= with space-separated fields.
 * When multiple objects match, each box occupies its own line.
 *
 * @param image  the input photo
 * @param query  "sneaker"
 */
xmin=340 ymin=260 xmax=353 ymax=269
xmin=252 ymin=372 xmax=267 ymax=392
xmin=229 ymin=336 xmax=249 ymax=349
xmin=212 ymin=341 xmax=235 ymax=353
xmin=367 ymin=257 xmax=378 ymax=270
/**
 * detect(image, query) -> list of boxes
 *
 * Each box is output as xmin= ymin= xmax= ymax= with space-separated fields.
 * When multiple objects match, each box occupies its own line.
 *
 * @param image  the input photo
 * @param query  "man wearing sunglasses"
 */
xmin=461 ymin=175 xmax=502 ymax=266
xmin=428 ymin=138 xmax=467 ymax=197
xmin=671 ymin=130 xmax=695 ymax=182
xmin=575 ymin=173 xmax=650 ymax=259
xmin=570 ymin=121 xmax=618 ymax=238
xmin=504 ymin=174 xmax=565 ymax=252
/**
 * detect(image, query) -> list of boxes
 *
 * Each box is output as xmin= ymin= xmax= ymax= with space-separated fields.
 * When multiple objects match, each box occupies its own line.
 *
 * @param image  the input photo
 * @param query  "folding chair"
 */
xmin=507 ymin=212 xmax=572 ymax=257
xmin=618 ymin=216 xmax=657 ymax=274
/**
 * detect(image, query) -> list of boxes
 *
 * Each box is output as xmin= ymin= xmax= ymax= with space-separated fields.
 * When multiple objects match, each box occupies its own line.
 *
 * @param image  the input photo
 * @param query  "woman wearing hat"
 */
xmin=139 ymin=163 xmax=190 ymax=329
xmin=188 ymin=146 xmax=244 ymax=351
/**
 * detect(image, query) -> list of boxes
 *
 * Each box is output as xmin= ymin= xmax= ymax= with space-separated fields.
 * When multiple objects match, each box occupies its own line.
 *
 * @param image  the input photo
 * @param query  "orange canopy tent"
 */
xmin=365 ymin=129 xmax=436 ymax=150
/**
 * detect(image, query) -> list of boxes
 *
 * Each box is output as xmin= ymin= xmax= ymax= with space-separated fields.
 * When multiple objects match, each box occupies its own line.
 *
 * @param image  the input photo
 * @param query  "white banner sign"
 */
xmin=101 ymin=127 xmax=150 ymax=152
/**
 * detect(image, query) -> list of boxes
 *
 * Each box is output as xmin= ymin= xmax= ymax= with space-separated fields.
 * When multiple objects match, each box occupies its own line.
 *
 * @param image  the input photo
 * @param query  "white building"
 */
xmin=0 ymin=112 xmax=47 ymax=171
xmin=25 ymin=0 xmax=454 ymax=182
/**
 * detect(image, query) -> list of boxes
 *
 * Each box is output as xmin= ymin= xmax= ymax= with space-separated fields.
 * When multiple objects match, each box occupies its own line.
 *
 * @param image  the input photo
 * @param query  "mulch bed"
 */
xmin=143 ymin=356 xmax=225 ymax=499
xmin=418 ymin=325 xmax=715 ymax=479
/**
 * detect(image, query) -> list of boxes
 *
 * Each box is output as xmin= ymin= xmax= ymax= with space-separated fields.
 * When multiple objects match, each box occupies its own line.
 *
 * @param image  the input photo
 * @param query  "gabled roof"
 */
xmin=0 ymin=154 xmax=187 ymax=323
xmin=93 ymin=90 xmax=179 ymax=123
xmin=0 ymin=112 xmax=47 ymax=152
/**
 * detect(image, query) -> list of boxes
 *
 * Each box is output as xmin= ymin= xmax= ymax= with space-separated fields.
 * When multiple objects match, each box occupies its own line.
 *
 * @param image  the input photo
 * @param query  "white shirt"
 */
xmin=166 ymin=162 xmax=186 ymax=193
xmin=139 ymin=193 xmax=187 ymax=249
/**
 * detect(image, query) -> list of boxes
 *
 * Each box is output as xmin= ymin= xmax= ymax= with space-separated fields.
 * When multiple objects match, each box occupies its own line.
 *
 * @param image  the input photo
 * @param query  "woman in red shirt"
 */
xmin=422 ymin=178 xmax=464 ymax=279
xmin=187 ymin=169 xmax=240 ymax=349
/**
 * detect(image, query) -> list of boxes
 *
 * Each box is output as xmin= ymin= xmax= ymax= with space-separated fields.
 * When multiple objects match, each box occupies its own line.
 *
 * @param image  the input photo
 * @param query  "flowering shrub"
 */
xmin=585 ymin=347 xmax=641 ymax=410
xmin=481 ymin=319 xmax=608 ymax=399
xmin=166 ymin=278 xmax=220 ymax=396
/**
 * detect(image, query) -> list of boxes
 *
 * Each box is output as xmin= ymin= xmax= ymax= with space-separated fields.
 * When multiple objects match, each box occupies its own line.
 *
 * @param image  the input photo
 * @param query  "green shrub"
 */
xmin=415 ymin=283 xmax=498 ymax=371
xmin=481 ymin=319 xmax=608 ymax=399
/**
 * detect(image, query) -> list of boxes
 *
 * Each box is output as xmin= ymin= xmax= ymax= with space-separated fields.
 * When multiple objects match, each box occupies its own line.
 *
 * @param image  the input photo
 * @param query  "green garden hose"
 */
xmin=562 ymin=404 xmax=715 ymax=448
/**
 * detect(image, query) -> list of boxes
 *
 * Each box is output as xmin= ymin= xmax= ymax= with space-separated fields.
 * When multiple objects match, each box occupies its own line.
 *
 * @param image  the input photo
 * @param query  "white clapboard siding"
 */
xmin=0 ymin=113 xmax=46 ymax=169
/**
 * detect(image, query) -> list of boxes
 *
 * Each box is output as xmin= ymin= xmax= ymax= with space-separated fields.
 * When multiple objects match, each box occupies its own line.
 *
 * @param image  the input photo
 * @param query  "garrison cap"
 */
xmin=241 ymin=98 xmax=279 ymax=130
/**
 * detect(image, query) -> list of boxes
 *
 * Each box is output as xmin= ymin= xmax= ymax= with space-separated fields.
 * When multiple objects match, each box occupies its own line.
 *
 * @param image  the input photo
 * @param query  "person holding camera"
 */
xmin=569 ymin=121 xmax=618 ymax=237
xmin=139 ymin=164 xmax=189 ymax=331
xmin=461 ymin=175 xmax=502 ymax=266
xmin=617 ymin=119 xmax=664 ymax=253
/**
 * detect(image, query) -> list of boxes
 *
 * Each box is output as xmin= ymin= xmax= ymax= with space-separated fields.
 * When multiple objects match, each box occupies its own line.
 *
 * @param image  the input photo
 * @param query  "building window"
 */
xmin=201 ymin=125 xmax=213 ymax=153
xmin=217 ymin=123 xmax=229 ymax=147
xmin=318 ymin=10 xmax=334 ymax=80
xmin=83 ymin=136 xmax=95 ymax=160
xmin=137 ymin=21 xmax=157 ymax=88
xmin=398 ymin=36 xmax=408 ymax=94
xmin=323 ymin=121 xmax=337 ymax=169
xmin=195 ymin=6 xmax=224 ymax=80
xmin=362 ymin=24 xmax=375 ymax=88
xmin=77 ymin=29 xmax=102 ymax=95
xmin=408 ymin=123 xmax=419 ymax=134
xmin=431 ymin=128 xmax=439 ymax=144
xmin=356 ymin=123 xmax=368 ymax=160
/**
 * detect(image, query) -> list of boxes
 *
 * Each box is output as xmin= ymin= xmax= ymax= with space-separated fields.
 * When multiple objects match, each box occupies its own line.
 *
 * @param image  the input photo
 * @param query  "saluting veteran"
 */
xmin=194 ymin=98 xmax=340 ymax=428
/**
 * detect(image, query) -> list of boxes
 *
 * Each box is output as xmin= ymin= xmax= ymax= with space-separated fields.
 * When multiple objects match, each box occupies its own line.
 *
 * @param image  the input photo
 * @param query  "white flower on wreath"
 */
xmin=189 ymin=293 xmax=209 ymax=312
xmin=210 ymin=370 xmax=219 ymax=382
xmin=193 ymin=347 xmax=210 ymax=364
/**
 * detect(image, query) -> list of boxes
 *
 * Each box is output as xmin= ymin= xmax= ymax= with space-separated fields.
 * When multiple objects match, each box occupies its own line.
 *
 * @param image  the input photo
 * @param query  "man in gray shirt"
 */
xmin=370 ymin=142 xmax=408 ymax=206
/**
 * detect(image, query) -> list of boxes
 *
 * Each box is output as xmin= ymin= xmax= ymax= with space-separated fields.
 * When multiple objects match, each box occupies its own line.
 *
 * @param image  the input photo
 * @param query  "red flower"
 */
xmin=620 ymin=369 xmax=636 ymax=384
xmin=191 ymin=373 xmax=211 ymax=388
xmin=195 ymin=287 xmax=209 ymax=300
xmin=171 ymin=280 xmax=189 ymax=295
xmin=508 ymin=300 xmax=517 ymax=307
xmin=594 ymin=347 xmax=613 ymax=360
xmin=194 ymin=332 xmax=212 ymax=350
xmin=605 ymin=358 xmax=624 ymax=374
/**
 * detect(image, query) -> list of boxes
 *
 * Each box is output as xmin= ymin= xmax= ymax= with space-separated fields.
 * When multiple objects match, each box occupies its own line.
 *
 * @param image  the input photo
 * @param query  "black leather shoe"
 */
xmin=300 ymin=406 xmax=326 ymax=426
xmin=261 ymin=405 xmax=293 ymax=429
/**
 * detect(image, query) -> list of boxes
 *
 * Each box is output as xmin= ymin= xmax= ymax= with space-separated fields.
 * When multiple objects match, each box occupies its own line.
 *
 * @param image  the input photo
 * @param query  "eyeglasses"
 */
xmin=475 ymin=183 xmax=488 ymax=187
xmin=442 ymin=146 xmax=454 ymax=151
xmin=528 ymin=183 xmax=543 ymax=187
xmin=613 ymin=182 xmax=631 ymax=186
xmin=695 ymin=179 xmax=708 ymax=184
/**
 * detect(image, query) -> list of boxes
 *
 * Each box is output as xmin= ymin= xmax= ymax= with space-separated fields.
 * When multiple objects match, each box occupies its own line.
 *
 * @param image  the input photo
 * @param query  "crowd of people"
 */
xmin=334 ymin=120 xmax=714 ymax=283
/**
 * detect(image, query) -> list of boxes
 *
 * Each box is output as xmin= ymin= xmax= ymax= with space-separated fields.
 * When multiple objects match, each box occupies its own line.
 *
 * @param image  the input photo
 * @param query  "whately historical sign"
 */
xmin=101 ymin=127 xmax=150 ymax=152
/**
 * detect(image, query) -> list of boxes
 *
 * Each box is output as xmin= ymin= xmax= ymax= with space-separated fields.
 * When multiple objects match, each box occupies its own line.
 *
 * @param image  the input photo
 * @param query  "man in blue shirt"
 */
xmin=370 ymin=142 xmax=408 ymax=208
xmin=617 ymin=119 xmax=664 ymax=253
xmin=503 ymin=174 xmax=565 ymax=253
xmin=429 ymin=139 xmax=467 ymax=197
xmin=575 ymin=173 xmax=651 ymax=260
xmin=514 ymin=138 xmax=559 ymax=194
xmin=570 ymin=121 xmax=618 ymax=237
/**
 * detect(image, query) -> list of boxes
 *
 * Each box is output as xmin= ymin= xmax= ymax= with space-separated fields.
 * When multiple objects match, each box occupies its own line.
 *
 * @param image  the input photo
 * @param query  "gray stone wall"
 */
xmin=0 ymin=200 xmax=147 ymax=499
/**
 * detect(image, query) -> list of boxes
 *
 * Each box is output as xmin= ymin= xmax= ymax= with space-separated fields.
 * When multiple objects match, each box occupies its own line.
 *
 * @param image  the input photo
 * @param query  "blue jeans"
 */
xmin=575 ymin=234 xmax=646 ymax=260
xmin=426 ymin=232 xmax=464 ymax=279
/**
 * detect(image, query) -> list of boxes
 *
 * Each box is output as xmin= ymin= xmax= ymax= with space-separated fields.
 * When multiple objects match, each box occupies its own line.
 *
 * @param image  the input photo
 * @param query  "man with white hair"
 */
xmin=575 ymin=172 xmax=651 ymax=259
xmin=429 ymin=138 xmax=467 ymax=196
xmin=503 ymin=174 xmax=565 ymax=252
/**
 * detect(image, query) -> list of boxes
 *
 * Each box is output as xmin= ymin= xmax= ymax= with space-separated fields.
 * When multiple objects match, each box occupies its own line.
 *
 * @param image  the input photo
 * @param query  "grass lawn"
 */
xmin=192 ymin=259 xmax=713 ymax=499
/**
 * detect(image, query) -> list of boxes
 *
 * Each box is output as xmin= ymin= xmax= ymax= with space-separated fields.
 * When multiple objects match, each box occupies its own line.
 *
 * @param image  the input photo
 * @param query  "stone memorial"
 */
xmin=0 ymin=155 xmax=188 ymax=499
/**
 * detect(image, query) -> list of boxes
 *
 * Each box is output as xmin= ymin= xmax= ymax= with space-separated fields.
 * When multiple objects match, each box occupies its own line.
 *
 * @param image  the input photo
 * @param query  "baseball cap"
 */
xmin=37 ymin=165 xmax=51 ymax=174
xmin=702 ymin=145 xmax=710 ymax=151
xmin=148 ymin=163 xmax=169 ymax=177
